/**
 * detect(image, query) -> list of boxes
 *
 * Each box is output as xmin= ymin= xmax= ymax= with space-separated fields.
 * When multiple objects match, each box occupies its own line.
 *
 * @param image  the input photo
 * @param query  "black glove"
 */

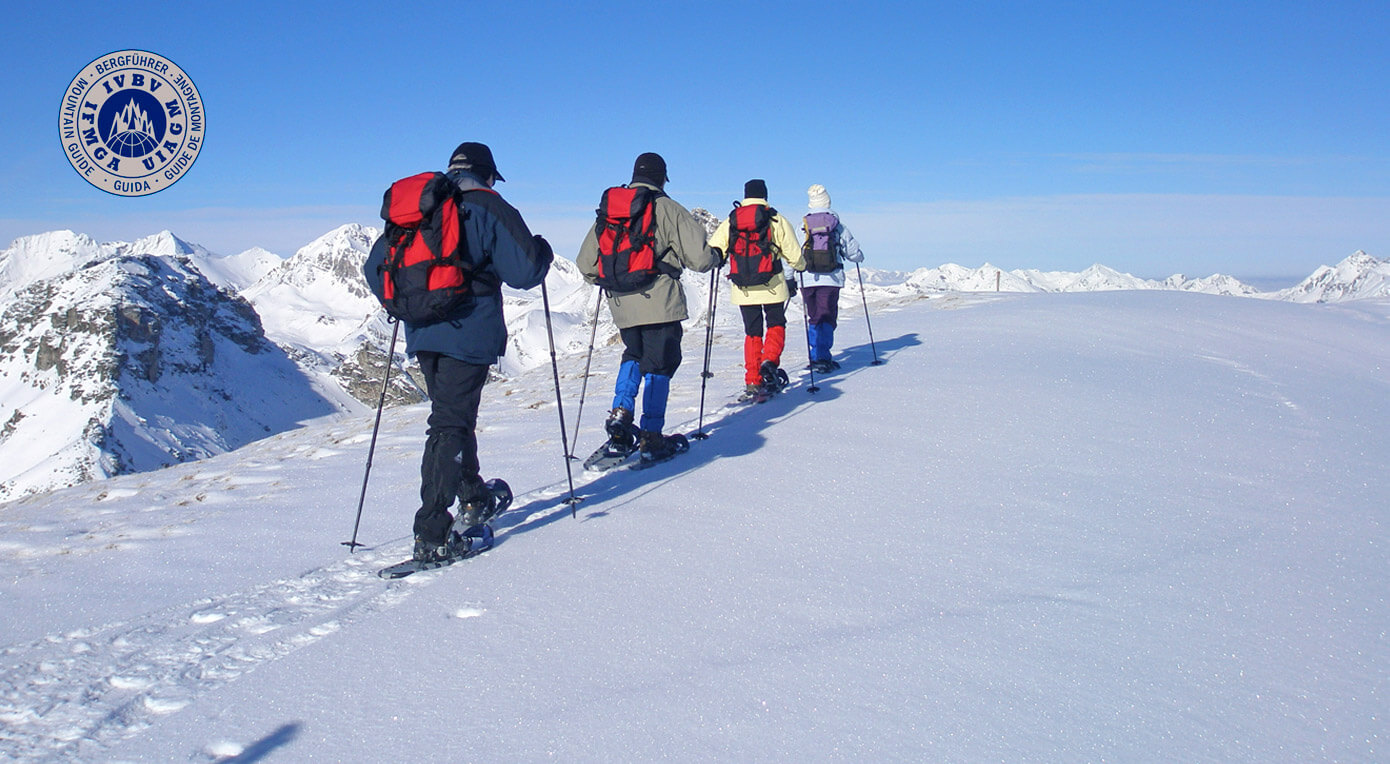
xmin=533 ymin=234 xmax=554 ymax=267
xmin=786 ymin=277 xmax=798 ymax=297
xmin=712 ymin=247 xmax=727 ymax=268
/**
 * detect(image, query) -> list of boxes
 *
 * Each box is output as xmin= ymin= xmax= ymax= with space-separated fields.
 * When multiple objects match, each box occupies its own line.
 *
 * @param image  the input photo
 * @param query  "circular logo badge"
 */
xmin=59 ymin=50 xmax=205 ymax=197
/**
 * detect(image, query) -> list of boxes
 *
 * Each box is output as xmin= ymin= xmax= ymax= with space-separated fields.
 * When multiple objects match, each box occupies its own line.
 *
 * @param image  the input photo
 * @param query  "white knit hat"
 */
xmin=807 ymin=184 xmax=831 ymax=209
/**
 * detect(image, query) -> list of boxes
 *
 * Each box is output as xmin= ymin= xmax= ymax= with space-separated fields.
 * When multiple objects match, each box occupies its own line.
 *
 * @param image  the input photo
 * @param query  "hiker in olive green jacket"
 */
xmin=576 ymin=152 xmax=721 ymax=462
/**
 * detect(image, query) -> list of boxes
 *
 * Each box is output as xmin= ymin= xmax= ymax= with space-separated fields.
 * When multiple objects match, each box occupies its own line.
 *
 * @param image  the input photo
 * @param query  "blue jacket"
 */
xmin=363 ymin=169 xmax=550 ymax=365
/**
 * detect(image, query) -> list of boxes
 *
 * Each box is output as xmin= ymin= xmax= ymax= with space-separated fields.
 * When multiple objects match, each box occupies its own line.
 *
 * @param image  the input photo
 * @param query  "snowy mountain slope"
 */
xmin=906 ymin=261 xmax=1242 ymax=294
xmin=241 ymin=223 xmax=381 ymax=351
xmin=909 ymin=261 xmax=1044 ymax=293
xmin=239 ymin=223 xmax=438 ymax=413
xmin=0 ymin=230 xmax=111 ymax=300
xmin=0 ymin=251 xmax=342 ymax=502
xmin=1160 ymin=271 xmax=1262 ymax=296
xmin=109 ymin=230 xmax=211 ymax=261
xmin=857 ymin=250 xmax=1383 ymax=303
xmin=0 ymin=293 xmax=1385 ymax=762
xmin=1276 ymin=249 xmax=1390 ymax=302
xmin=191 ymin=245 xmax=282 ymax=293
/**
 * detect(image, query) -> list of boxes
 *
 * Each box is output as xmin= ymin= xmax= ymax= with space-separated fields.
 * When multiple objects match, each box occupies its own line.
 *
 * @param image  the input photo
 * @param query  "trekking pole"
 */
xmin=540 ymin=279 xmax=581 ymax=514
xmin=798 ymin=272 xmax=820 ymax=393
xmin=854 ymin=261 xmax=883 ymax=365
xmin=691 ymin=263 xmax=721 ymax=440
xmin=567 ymin=286 xmax=604 ymax=458
xmin=343 ymin=318 xmax=400 ymax=552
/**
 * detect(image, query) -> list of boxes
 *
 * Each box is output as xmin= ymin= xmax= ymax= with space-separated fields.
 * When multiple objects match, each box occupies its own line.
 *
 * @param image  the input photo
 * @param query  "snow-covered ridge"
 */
xmin=854 ymin=251 xmax=1389 ymax=304
xmin=1 ymin=225 xmax=1385 ymax=502
xmin=5 ymin=228 xmax=1384 ymax=305
xmin=1275 ymin=249 xmax=1390 ymax=303
xmin=0 ymin=249 xmax=340 ymax=502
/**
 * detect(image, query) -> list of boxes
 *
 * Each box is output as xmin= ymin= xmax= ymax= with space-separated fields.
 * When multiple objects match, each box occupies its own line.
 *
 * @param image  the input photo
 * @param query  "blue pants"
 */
xmin=802 ymin=286 xmax=841 ymax=362
xmin=808 ymin=322 xmax=836 ymax=363
xmin=611 ymin=360 xmax=671 ymax=433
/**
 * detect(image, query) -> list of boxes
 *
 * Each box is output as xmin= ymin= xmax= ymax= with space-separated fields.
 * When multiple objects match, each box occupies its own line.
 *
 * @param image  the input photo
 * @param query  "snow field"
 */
xmin=0 ymin=291 xmax=1386 ymax=762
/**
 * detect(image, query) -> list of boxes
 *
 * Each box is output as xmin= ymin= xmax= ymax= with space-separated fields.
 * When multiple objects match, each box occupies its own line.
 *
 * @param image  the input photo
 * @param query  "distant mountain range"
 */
xmin=862 ymin=253 xmax=1389 ymax=302
xmin=0 ymin=223 xmax=1384 ymax=503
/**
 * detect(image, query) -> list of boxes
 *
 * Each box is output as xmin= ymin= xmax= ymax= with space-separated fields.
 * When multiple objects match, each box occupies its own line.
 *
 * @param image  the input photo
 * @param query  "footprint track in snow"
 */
xmin=0 ymin=544 xmax=422 ymax=760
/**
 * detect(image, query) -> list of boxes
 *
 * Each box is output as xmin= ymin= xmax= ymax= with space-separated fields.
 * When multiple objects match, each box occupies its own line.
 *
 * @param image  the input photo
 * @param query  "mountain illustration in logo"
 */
xmin=101 ymin=92 xmax=163 ymax=158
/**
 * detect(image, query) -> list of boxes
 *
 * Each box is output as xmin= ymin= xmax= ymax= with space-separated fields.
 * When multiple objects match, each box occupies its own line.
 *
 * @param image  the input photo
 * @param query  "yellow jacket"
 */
xmin=708 ymin=198 xmax=805 ymax=306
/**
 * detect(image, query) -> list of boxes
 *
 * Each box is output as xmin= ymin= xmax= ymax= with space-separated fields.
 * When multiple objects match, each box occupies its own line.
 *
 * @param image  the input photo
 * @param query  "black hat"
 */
xmin=632 ymin=152 xmax=669 ymax=186
xmin=449 ymin=141 xmax=504 ymax=182
xmin=744 ymin=179 xmax=768 ymax=199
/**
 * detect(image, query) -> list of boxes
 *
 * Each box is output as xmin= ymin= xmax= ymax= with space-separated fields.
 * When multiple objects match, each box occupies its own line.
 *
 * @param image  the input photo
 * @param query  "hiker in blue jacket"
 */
xmin=363 ymin=141 xmax=552 ymax=563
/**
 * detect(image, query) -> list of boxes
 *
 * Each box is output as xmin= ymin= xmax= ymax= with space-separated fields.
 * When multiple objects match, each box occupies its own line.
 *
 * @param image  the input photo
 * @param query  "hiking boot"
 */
xmin=605 ymin=407 xmax=635 ymax=450
xmin=639 ymin=430 xmax=675 ymax=462
xmin=412 ymin=535 xmax=452 ymax=564
xmin=758 ymin=361 xmax=780 ymax=389
xmin=455 ymin=490 xmax=497 ymax=529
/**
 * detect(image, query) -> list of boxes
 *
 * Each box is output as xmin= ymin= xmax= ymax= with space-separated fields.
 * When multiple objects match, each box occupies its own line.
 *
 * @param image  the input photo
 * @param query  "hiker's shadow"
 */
xmin=838 ymin=332 xmax=920 ymax=367
xmin=498 ymin=334 xmax=920 ymax=537
xmin=499 ymin=360 xmax=871 ymax=537
xmin=499 ymin=401 xmax=779 ymax=536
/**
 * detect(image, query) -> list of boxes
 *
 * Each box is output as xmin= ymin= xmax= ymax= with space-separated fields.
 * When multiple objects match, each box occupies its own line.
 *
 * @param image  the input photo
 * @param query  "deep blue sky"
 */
xmin=4 ymin=1 xmax=1387 ymax=280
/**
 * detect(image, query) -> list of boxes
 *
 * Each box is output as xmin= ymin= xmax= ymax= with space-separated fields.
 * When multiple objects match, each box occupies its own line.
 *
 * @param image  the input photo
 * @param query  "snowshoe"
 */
xmin=760 ymin=361 xmax=790 ymax=391
xmin=379 ymin=480 xmax=512 ymax=580
xmin=380 ymin=529 xmax=488 ymax=579
xmin=583 ymin=421 xmax=642 ymax=472
xmin=631 ymin=431 xmax=689 ymax=469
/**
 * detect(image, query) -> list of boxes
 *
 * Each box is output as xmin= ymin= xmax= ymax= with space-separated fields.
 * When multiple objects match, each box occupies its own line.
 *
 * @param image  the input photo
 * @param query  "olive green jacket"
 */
xmin=576 ymin=182 xmax=721 ymax=329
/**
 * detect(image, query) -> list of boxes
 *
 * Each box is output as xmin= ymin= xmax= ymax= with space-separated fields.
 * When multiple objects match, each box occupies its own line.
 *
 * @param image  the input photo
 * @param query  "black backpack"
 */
xmin=726 ymin=202 xmax=780 ymax=287
xmin=375 ymin=172 xmax=473 ymax=324
xmin=593 ymin=186 xmax=666 ymax=292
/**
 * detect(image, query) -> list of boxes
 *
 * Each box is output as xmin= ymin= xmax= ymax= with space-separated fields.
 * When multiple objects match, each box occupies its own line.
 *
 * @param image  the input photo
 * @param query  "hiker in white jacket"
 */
xmin=799 ymin=184 xmax=864 ymax=372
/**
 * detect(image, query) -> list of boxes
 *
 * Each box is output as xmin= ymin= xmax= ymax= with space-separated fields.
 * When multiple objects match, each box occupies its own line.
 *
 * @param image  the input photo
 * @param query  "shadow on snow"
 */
xmin=496 ymin=332 xmax=922 ymax=540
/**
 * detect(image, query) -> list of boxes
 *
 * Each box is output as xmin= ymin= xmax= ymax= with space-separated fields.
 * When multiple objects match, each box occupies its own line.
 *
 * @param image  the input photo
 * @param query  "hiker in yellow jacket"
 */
xmin=708 ymin=179 xmax=806 ymax=398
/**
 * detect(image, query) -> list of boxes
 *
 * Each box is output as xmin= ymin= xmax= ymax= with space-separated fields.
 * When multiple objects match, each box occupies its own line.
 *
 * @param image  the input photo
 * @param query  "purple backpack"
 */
xmin=802 ymin=211 xmax=841 ymax=273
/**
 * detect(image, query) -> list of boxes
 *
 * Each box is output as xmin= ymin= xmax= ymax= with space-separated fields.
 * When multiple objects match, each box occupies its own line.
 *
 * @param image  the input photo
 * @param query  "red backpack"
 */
xmin=376 ymin=172 xmax=473 ymax=324
xmin=726 ymin=202 xmax=780 ymax=287
xmin=594 ymin=185 xmax=663 ymax=292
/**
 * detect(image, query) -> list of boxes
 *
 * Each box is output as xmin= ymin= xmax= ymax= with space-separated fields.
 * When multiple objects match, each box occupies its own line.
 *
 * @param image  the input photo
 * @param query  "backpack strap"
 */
xmin=445 ymin=184 xmax=508 ymax=295
xmin=627 ymin=186 xmax=680 ymax=280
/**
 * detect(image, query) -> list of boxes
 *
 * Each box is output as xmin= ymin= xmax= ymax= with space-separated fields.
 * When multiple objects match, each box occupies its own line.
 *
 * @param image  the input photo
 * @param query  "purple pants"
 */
xmin=802 ymin=286 xmax=840 ymax=327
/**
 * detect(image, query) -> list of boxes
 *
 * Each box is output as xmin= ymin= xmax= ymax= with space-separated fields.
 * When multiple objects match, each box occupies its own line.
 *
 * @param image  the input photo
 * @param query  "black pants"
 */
xmin=618 ymin=320 xmax=683 ymax=377
xmin=738 ymin=302 xmax=787 ymax=336
xmin=414 ymin=351 xmax=490 ymax=544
